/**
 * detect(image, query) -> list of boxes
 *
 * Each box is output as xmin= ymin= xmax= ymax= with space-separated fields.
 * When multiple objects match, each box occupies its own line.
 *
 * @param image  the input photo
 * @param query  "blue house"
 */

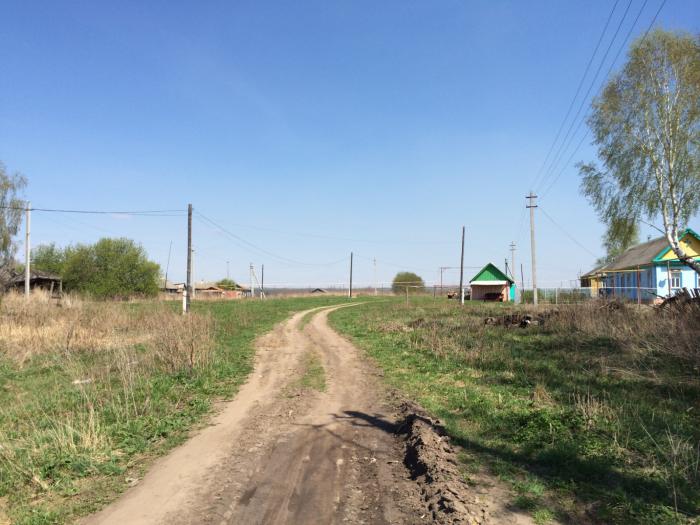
xmin=580 ymin=228 xmax=700 ymax=302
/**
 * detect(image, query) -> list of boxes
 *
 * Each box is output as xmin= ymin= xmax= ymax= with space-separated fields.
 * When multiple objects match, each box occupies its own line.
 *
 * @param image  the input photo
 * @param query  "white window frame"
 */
xmin=670 ymin=270 xmax=681 ymax=290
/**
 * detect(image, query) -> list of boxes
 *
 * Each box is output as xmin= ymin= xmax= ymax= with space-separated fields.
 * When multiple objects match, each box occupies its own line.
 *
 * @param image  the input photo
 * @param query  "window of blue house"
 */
xmin=670 ymin=270 xmax=681 ymax=290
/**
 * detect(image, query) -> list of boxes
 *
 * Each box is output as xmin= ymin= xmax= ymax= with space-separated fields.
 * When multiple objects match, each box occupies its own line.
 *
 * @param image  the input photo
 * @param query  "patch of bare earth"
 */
xmin=84 ymin=305 xmax=544 ymax=525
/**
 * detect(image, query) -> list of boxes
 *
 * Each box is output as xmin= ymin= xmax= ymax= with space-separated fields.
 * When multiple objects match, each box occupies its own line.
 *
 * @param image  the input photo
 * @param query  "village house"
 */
xmin=580 ymin=228 xmax=700 ymax=302
xmin=469 ymin=263 xmax=516 ymax=302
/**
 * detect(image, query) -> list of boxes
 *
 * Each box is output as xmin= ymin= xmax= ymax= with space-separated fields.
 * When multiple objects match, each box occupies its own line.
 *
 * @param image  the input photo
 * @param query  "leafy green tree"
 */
xmin=216 ymin=278 xmax=238 ymax=290
xmin=62 ymin=238 xmax=160 ymax=298
xmin=579 ymin=30 xmax=700 ymax=276
xmin=32 ymin=243 xmax=66 ymax=275
xmin=0 ymin=162 xmax=27 ymax=268
xmin=391 ymin=272 xmax=425 ymax=295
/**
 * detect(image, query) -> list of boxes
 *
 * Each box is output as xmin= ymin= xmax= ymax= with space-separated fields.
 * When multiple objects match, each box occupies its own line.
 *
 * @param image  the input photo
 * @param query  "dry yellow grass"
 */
xmin=0 ymin=291 xmax=213 ymax=369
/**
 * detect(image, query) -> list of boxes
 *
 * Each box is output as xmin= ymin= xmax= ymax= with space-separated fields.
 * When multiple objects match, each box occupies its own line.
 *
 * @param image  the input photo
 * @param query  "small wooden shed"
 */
xmin=469 ymin=263 xmax=515 ymax=302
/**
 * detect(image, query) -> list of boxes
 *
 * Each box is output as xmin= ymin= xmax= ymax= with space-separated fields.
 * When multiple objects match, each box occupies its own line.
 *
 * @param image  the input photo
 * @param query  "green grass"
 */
xmin=329 ymin=297 xmax=700 ymax=524
xmin=0 ymin=295 xmax=348 ymax=524
xmin=296 ymin=352 xmax=326 ymax=392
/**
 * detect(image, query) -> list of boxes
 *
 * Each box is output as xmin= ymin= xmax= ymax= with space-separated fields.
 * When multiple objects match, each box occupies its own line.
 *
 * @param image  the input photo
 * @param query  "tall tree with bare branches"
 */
xmin=579 ymin=29 xmax=700 ymax=275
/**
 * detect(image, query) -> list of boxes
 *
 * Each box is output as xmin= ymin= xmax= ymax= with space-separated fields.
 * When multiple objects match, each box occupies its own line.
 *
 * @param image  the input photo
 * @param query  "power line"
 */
xmin=539 ymin=206 xmax=598 ymax=258
xmin=195 ymin=211 xmax=347 ymax=267
xmin=201 ymin=221 xmax=455 ymax=246
xmin=0 ymin=205 xmax=185 ymax=216
xmin=540 ymin=129 xmax=590 ymax=198
xmin=538 ymin=0 xmax=666 ymax=199
xmin=529 ymin=0 xmax=621 ymax=192
xmin=536 ymin=0 xmax=636 ymax=194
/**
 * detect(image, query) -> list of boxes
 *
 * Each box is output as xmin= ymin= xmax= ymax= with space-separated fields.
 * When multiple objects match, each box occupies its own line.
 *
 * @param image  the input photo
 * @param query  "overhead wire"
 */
xmin=539 ymin=206 xmax=598 ymax=258
xmin=535 ymin=0 xmax=636 ymax=194
xmin=528 ymin=0 xmax=622 ymax=192
xmin=537 ymin=0 xmax=667 ymax=199
xmin=194 ymin=211 xmax=347 ymax=267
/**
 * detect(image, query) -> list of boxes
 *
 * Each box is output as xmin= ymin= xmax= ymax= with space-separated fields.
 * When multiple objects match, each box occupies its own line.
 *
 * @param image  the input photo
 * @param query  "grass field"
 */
xmin=0 ymin=293 xmax=349 ymax=524
xmin=330 ymin=297 xmax=700 ymax=524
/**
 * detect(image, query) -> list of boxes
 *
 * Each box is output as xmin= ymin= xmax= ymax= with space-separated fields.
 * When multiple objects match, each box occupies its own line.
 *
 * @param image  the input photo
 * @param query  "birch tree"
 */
xmin=0 ymin=162 xmax=27 ymax=268
xmin=579 ymin=30 xmax=700 ymax=275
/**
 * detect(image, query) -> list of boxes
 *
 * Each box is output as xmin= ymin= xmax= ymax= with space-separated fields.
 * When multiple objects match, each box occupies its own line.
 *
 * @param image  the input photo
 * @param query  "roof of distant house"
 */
xmin=470 ymin=263 xmax=514 ymax=285
xmin=582 ymin=228 xmax=700 ymax=276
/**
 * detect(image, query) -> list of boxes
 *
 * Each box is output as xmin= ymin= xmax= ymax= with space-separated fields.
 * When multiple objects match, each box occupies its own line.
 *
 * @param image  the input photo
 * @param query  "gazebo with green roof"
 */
xmin=469 ymin=263 xmax=515 ymax=302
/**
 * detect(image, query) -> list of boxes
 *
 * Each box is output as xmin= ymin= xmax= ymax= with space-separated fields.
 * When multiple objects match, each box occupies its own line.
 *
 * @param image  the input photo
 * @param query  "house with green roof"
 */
xmin=469 ymin=263 xmax=515 ymax=302
xmin=580 ymin=228 xmax=700 ymax=302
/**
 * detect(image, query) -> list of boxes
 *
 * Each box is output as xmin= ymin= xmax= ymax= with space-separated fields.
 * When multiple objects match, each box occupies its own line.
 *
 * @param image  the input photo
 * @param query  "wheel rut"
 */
xmin=84 ymin=305 xmax=540 ymax=525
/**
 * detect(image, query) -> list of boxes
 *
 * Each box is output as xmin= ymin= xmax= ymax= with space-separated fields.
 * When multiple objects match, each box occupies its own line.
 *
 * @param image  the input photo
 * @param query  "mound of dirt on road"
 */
xmin=397 ymin=402 xmax=486 ymax=525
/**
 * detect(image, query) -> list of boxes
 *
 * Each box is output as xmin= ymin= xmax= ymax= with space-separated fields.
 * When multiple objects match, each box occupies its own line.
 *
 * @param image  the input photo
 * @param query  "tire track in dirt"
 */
xmin=85 ymin=305 xmax=543 ymax=525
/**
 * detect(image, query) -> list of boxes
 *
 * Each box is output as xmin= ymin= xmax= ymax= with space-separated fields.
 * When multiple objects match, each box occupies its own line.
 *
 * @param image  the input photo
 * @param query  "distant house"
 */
xmin=310 ymin=288 xmax=327 ymax=294
xmin=469 ymin=263 xmax=515 ymax=302
xmin=161 ymin=280 xmax=251 ymax=298
xmin=580 ymin=228 xmax=700 ymax=302
xmin=5 ymin=269 xmax=62 ymax=296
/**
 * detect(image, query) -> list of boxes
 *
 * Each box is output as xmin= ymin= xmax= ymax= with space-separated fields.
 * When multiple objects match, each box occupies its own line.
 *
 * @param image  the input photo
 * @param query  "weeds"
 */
xmin=330 ymin=298 xmax=700 ymax=524
xmin=0 ymin=293 xmax=348 ymax=523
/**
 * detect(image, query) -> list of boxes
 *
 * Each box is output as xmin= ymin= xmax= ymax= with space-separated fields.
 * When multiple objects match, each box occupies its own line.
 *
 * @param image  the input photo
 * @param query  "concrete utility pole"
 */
xmin=373 ymin=257 xmax=377 ymax=296
xmin=24 ymin=202 xmax=30 ymax=298
xmin=261 ymin=264 xmax=265 ymax=298
xmin=226 ymin=260 xmax=230 ymax=280
xmin=250 ymin=263 xmax=255 ymax=298
xmin=185 ymin=204 xmax=192 ymax=314
xmin=459 ymin=226 xmax=465 ymax=305
xmin=349 ymin=252 xmax=353 ymax=299
xmin=526 ymin=193 xmax=538 ymax=305
xmin=509 ymin=242 xmax=516 ymax=281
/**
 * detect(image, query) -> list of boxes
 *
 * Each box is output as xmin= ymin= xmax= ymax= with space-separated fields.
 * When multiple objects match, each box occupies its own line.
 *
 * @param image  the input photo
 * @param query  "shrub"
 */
xmin=391 ymin=272 xmax=425 ymax=295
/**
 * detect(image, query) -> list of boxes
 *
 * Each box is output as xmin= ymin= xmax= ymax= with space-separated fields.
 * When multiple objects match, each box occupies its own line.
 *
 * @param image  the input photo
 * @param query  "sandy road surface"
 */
xmin=85 ymin=305 xmax=540 ymax=525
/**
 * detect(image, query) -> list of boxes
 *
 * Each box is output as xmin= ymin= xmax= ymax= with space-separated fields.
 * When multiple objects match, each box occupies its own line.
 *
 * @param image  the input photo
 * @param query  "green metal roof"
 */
xmin=469 ymin=263 xmax=514 ymax=284
xmin=652 ymin=228 xmax=700 ymax=262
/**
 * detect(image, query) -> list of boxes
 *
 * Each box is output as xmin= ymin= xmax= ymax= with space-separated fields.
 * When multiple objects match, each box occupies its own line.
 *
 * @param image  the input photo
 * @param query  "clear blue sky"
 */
xmin=1 ymin=0 xmax=698 ymax=288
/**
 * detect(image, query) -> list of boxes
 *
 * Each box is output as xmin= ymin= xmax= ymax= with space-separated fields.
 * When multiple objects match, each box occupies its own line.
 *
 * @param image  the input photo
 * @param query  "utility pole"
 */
xmin=24 ymin=202 xmax=31 ymax=298
xmin=459 ymin=226 xmax=465 ymax=305
xmin=226 ymin=260 xmax=230 ymax=280
xmin=185 ymin=204 xmax=192 ymax=314
xmin=250 ymin=263 xmax=255 ymax=298
xmin=520 ymin=263 xmax=525 ymax=304
xmin=373 ymin=258 xmax=377 ymax=296
xmin=349 ymin=252 xmax=353 ymax=299
xmin=164 ymin=240 xmax=172 ymax=290
xmin=261 ymin=264 xmax=265 ymax=298
xmin=526 ymin=193 xmax=538 ymax=305
xmin=509 ymin=242 xmax=516 ymax=281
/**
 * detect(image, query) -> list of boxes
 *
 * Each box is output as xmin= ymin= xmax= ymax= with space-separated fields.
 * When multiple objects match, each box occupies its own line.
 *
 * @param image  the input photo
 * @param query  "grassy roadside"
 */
xmin=329 ymin=297 xmax=700 ymax=524
xmin=0 ymin=294 xmax=348 ymax=524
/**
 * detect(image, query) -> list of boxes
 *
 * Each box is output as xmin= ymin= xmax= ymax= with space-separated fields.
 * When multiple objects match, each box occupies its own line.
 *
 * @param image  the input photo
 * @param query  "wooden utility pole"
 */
xmin=185 ymin=204 xmax=192 ymax=314
xmin=164 ymin=240 xmax=172 ymax=291
xmin=526 ymin=193 xmax=538 ymax=305
xmin=24 ymin=202 xmax=30 ymax=298
xmin=349 ymin=252 xmax=353 ymax=299
xmin=459 ymin=226 xmax=465 ymax=305
xmin=250 ymin=263 xmax=255 ymax=298
xmin=637 ymin=265 xmax=641 ymax=305
xmin=191 ymin=249 xmax=195 ymax=299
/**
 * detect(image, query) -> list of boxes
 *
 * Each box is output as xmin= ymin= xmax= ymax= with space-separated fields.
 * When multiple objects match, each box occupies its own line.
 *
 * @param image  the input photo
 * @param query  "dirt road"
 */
xmin=85 ymin=305 xmax=537 ymax=525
